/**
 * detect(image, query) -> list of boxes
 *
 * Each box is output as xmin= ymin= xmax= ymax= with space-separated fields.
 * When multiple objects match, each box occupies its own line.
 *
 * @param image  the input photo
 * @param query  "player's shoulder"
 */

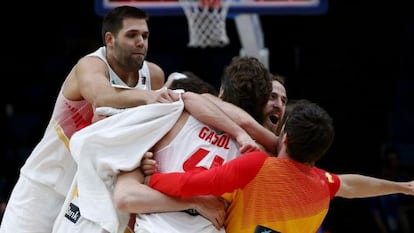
xmin=145 ymin=60 xmax=162 ymax=69
xmin=146 ymin=61 xmax=164 ymax=76
xmin=75 ymin=55 xmax=106 ymax=72
xmin=146 ymin=61 xmax=165 ymax=89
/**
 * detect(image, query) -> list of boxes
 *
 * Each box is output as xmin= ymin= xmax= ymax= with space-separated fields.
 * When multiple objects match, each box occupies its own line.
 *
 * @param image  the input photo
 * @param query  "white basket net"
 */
xmin=179 ymin=0 xmax=231 ymax=48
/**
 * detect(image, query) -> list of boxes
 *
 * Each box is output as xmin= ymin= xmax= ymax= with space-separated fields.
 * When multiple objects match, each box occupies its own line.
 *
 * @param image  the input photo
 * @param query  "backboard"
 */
xmin=95 ymin=0 xmax=328 ymax=17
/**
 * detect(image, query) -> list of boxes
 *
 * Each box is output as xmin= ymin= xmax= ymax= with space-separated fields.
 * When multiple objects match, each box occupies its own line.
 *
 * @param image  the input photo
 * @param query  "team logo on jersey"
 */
xmin=65 ymin=203 xmax=81 ymax=223
xmin=254 ymin=225 xmax=280 ymax=233
xmin=325 ymin=171 xmax=335 ymax=183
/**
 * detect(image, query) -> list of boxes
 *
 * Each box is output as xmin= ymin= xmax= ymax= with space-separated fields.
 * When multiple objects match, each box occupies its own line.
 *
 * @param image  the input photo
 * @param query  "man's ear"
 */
xmin=218 ymin=87 xmax=224 ymax=98
xmin=105 ymin=32 xmax=114 ymax=46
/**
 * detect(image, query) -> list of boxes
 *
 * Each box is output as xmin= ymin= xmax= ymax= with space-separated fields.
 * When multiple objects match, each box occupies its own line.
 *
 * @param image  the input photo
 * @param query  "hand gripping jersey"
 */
xmin=53 ymin=100 xmax=184 ymax=233
xmin=135 ymin=115 xmax=240 ymax=233
xmin=148 ymin=151 xmax=341 ymax=233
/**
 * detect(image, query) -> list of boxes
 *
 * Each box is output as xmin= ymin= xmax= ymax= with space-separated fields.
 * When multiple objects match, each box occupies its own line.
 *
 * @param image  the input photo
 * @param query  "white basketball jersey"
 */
xmin=87 ymin=46 xmax=151 ymax=89
xmin=135 ymin=115 xmax=240 ymax=233
xmin=51 ymin=47 xmax=154 ymax=233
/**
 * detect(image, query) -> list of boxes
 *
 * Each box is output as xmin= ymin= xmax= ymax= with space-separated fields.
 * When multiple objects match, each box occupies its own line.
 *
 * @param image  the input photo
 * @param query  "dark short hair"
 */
xmin=271 ymin=73 xmax=286 ymax=85
xmin=283 ymin=99 xmax=334 ymax=164
xmin=101 ymin=6 xmax=149 ymax=44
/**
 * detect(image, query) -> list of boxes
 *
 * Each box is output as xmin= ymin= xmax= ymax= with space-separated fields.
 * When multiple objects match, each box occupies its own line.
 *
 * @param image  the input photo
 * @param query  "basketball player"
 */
xmin=110 ymin=57 xmax=274 ymax=233
xmin=0 ymin=6 xmax=178 ymax=233
xmin=145 ymin=99 xmax=414 ymax=233
xmin=50 ymin=56 xmax=274 ymax=233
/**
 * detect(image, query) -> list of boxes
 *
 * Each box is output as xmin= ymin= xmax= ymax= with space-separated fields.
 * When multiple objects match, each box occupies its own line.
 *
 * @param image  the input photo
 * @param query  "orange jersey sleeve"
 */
xmin=312 ymin=167 xmax=341 ymax=199
xmin=148 ymin=151 xmax=268 ymax=198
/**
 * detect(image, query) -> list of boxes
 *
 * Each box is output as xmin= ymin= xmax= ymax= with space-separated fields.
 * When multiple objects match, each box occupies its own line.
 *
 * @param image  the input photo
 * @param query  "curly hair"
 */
xmin=220 ymin=56 xmax=272 ymax=124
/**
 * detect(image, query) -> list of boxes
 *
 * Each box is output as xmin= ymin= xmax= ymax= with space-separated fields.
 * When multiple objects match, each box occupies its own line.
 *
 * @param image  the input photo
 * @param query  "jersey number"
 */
xmin=183 ymin=148 xmax=224 ymax=171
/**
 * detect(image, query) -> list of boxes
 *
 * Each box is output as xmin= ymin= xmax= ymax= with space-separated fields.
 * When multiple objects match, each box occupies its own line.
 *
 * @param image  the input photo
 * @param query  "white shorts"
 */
xmin=135 ymin=212 xmax=225 ymax=233
xmin=0 ymin=175 xmax=65 ymax=233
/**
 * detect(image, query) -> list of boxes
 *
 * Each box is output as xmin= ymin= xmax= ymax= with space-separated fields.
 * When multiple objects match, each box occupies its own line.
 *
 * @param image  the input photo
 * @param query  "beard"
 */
xmin=114 ymin=42 xmax=146 ymax=70
xmin=120 ymin=55 xmax=144 ymax=72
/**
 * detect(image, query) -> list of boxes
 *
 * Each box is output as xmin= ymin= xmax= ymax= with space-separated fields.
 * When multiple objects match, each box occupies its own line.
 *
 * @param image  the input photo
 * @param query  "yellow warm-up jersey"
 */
xmin=224 ymin=158 xmax=338 ymax=233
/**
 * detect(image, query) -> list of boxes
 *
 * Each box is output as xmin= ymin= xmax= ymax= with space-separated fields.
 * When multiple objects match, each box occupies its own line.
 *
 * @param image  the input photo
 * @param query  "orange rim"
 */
xmin=200 ymin=0 xmax=221 ymax=8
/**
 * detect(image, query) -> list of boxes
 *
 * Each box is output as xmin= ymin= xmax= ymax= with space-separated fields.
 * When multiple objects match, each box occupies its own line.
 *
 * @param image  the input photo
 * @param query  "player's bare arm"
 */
xmin=64 ymin=56 xmax=178 ymax=108
xmin=184 ymin=92 xmax=277 ymax=154
xmin=336 ymin=174 xmax=414 ymax=198
xmin=113 ymin=168 xmax=226 ymax=229
xmin=147 ymin=61 xmax=165 ymax=90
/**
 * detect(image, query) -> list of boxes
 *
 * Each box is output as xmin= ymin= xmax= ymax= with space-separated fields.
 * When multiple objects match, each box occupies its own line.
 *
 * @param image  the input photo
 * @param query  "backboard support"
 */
xmin=95 ymin=0 xmax=328 ymax=68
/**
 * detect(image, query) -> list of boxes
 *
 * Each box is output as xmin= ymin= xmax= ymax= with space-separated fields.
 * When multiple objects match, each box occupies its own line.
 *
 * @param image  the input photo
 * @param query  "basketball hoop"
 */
xmin=179 ymin=0 xmax=230 ymax=48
